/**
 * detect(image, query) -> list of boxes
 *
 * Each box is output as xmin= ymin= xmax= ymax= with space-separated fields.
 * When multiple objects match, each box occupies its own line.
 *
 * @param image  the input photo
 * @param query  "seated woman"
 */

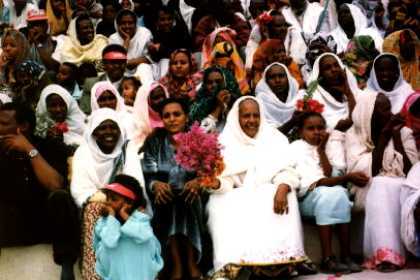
xmin=401 ymin=91 xmax=420 ymax=152
xmin=345 ymin=92 xmax=419 ymax=272
xmin=159 ymin=49 xmax=202 ymax=102
xmin=251 ymin=39 xmax=304 ymax=89
xmin=367 ymin=53 xmax=414 ymax=114
xmin=52 ymin=14 xmax=108 ymax=67
xmin=291 ymin=112 xmax=367 ymax=274
xmin=71 ymin=108 xmax=147 ymax=279
xmin=343 ymin=35 xmax=379 ymax=89
xmin=142 ymin=98 xmax=207 ymax=280
xmin=91 ymin=81 xmax=136 ymax=140
xmin=383 ymin=29 xmax=419 ymax=91
xmin=0 ymin=29 xmax=30 ymax=90
xmin=327 ymin=3 xmax=381 ymax=55
xmin=299 ymin=53 xmax=359 ymax=132
xmin=45 ymin=0 xmax=73 ymax=36
xmin=109 ymin=9 xmax=153 ymax=76
xmin=255 ymin=62 xmax=300 ymax=136
xmin=133 ymin=82 xmax=170 ymax=146
xmin=189 ymin=66 xmax=241 ymax=133
xmin=35 ymin=84 xmax=86 ymax=153
xmin=207 ymin=96 xmax=307 ymax=278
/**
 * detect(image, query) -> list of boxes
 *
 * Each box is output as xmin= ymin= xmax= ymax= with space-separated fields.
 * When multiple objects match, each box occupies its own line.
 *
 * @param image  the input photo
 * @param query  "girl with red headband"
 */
xmin=93 ymin=174 xmax=163 ymax=280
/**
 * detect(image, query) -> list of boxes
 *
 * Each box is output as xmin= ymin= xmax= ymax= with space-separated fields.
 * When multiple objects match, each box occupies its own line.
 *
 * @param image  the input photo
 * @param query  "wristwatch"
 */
xmin=28 ymin=148 xmax=39 ymax=159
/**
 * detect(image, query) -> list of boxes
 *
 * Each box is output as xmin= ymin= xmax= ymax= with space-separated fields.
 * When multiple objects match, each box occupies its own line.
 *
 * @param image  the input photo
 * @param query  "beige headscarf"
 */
xmin=46 ymin=0 xmax=73 ymax=36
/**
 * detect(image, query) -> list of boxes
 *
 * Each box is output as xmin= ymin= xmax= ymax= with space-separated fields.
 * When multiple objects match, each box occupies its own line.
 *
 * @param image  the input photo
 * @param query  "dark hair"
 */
xmin=0 ymin=102 xmax=36 ymax=133
xmin=112 ymin=174 xmax=147 ymax=209
xmin=115 ymin=9 xmax=137 ymax=25
xmin=101 ymin=0 xmax=122 ymax=10
xmin=296 ymin=111 xmax=326 ymax=130
xmin=120 ymin=76 xmax=142 ymax=91
xmin=75 ymin=14 xmax=92 ymax=34
xmin=157 ymin=97 xmax=190 ymax=117
xmin=102 ymin=44 xmax=128 ymax=58
xmin=61 ymin=62 xmax=79 ymax=81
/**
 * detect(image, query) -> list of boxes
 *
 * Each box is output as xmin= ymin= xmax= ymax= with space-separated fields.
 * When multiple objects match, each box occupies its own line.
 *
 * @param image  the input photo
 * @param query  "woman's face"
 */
xmin=77 ymin=18 xmax=94 ymax=45
xmin=103 ymin=4 xmax=117 ymax=23
xmin=93 ymin=119 xmax=121 ymax=154
xmin=2 ymin=36 xmax=20 ymax=62
xmin=268 ymin=14 xmax=288 ymax=40
xmin=51 ymin=0 xmax=66 ymax=15
xmin=239 ymin=99 xmax=260 ymax=138
xmin=97 ymin=90 xmax=118 ymax=110
xmin=338 ymin=5 xmax=355 ymax=35
xmin=170 ymin=52 xmax=190 ymax=79
xmin=374 ymin=56 xmax=400 ymax=91
xmin=119 ymin=14 xmax=136 ymax=39
xmin=149 ymin=86 xmax=166 ymax=111
xmin=319 ymin=55 xmax=343 ymax=87
xmin=46 ymin=94 xmax=68 ymax=123
xmin=205 ymin=71 xmax=224 ymax=93
xmin=299 ymin=115 xmax=326 ymax=146
xmin=161 ymin=102 xmax=188 ymax=134
xmin=266 ymin=64 xmax=289 ymax=97
xmin=156 ymin=10 xmax=173 ymax=33
xmin=121 ymin=0 xmax=132 ymax=9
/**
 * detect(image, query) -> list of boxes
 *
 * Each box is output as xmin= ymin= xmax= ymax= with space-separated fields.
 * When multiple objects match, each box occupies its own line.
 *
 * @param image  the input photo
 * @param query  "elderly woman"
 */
xmin=142 ymin=98 xmax=207 ymax=280
xmin=35 ymin=84 xmax=86 ymax=152
xmin=52 ymin=14 xmax=108 ymax=67
xmin=71 ymin=108 xmax=147 ymax=279
xmin=189 ymin=66 xmax=241 ymax=133
xmin=255 ymin=62 xmax=300 ymax=136
xmin=383 ymin=29 xmax=419 ymax=91
xmin=345 ymin=92 xmax=419 ymax=272
xmin=367 ymin=53 xmax=414 ymax=114
xmin=298 ymin=53 xmax=359 ymax=132
xmin=207 ymin=96 xmax=307 ymax=278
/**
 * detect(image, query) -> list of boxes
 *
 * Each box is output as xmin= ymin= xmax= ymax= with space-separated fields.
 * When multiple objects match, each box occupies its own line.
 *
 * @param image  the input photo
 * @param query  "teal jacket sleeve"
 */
xmin=121 ymin=211 xmax=154 ymax=244
xmin=94 ymin=215 xmax=122 ymax=249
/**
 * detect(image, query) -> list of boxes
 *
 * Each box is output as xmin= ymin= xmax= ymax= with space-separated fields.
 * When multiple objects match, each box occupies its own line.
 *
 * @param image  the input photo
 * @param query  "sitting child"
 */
xmin=119 ymin=76 xmax=141 ymax=108
xmin=93 ymin=174 xmax=163 ymax=280
xmin=291 ymin=112 xmax=369 ymax=274
xmin=56 ymin=62 xmax=82 ymax=101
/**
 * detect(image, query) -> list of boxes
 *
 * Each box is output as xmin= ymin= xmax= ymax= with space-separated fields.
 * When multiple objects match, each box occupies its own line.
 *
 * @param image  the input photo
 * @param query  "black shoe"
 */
xmin=60 ymin=261 xmax=75 ymax=280
xmin=342 ymin=257 xmax=363 ymax=273
xmin=296 ymin=260 xmax=318 ymax=275
xmin=320 ymin=256 xmax=351 ymax=275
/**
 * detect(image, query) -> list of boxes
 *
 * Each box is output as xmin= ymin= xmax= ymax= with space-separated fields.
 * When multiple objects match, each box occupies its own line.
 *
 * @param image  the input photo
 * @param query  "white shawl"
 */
xmin=90 ymin=81 xmax=137 ymax=140
xmin=281 ymin=1 xmax=325 ymax=34
xmin=36 ymin=84 xmax=86 ymax=146
xmin=401 ymin=162 xmax=420 ymax=256
xmin=109 ymin=25 xmax=152 ymax=61
xmin=300 ymin=52 xmax=360 ymax=129
xmin=70 ymin=108 xmax=147 ymax=209
xmin=366 ymin=53 xmax=414 ymax=114
xmin=179 ymin=0 xmax=195 ymax=34
xmin=255 ymin=63 xmax=299 ymax=128
xmin=0 ymin=93 xmax=11 ymax=104
xmin=345 ymin=91 xmax=418 ymax=211
xmin=218 ymin=96 xmax=299 ymax=192
xmin=328 ymin=4 xmax=368 ymax=54
xmin=291 ymin=130 xmax=346 ymax=197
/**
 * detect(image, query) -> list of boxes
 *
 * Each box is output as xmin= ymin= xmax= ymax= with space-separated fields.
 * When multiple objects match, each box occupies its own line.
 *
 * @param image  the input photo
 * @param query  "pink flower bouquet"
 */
xmin=174 ymin=122 xmax=224 ymax=186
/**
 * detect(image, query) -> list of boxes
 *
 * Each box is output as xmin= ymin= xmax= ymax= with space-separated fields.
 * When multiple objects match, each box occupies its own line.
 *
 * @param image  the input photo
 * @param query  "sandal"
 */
xmin=377 ymin=262 xmax=399 ymax=273
xmin=296 ymin=260 xmax=318 ymax=275
xmin=320 ymin=256 xmax=351 ymax=274
xmin=342 ymin=257 xmax=363 ymax=273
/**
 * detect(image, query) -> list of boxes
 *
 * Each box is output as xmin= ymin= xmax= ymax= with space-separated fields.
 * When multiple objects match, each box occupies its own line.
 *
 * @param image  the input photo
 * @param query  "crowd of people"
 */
xmin=0 ymin=0 xmax=419 ymax=279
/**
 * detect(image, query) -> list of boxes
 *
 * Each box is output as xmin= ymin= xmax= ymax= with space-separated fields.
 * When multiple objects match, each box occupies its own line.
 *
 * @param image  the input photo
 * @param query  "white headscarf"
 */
xmin=36 ymin=84 xmax=86 ymax=146
xmin=255 ymin=63 xmax=299 ymax=128
xmin=328 ymin=4 xmax=368 ymax=54
xmin=367 ymin=53 xmax=413 ymax=114
xmin=302 ymin=52 xmax=360 ymax=129
xmin=90 ymin=81 xmax=126 ymax=112
xmin=219 ymin=96 xmax=294 ymax=187
xmin=0 ymin=93 xmax=11 ymax=105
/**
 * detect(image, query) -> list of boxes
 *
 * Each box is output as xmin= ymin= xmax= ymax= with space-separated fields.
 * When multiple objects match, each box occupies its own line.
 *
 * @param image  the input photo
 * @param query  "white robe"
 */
xmin=281 ymin=1 xmax=327 ymax=34
xmin=207 ymin=96 xmax=306 ymax=271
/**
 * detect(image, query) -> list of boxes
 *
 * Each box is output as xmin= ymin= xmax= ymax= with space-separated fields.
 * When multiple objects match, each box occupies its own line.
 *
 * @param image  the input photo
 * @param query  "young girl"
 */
xmin=119 ymin=76 xmax=141 ymax=107
xmin=94 ymin=174 xmax=163 ymax=280
xmin=291 ymin=112 xmax=368 ymax=274
xmin=56 ymin=62 xmax=82 ymax=101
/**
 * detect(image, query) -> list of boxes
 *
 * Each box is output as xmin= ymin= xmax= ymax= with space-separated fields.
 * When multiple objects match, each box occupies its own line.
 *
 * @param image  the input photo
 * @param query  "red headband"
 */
xmin=103 ymin=183 xmax=137 ymax=200
xmin=103 ymin=51 xmax=127 ymax=60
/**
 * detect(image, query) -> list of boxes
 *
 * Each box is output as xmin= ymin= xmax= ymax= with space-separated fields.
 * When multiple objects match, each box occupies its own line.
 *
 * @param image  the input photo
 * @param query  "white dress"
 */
xmin=207 ymin=96 xmax=307 ymax=271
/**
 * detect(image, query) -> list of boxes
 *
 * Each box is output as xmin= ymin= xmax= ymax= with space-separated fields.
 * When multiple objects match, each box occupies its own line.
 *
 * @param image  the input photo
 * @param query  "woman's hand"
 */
xmin=182 ymin=178 xmax=201 ymax=204
xmin=274 ymin=184 xmax=290 ymax=215
xmin=100 ymin=203 xmax=115 ymax=217
xmin=317 ymin=131 xmax=330 ymax=152
xmin=153 ymin=181 xmax=173 ymax=205
xmin=216 ymin=90 xmax=231 ymax=108
xmin=345 ymin=172 xmax=369 ymax=187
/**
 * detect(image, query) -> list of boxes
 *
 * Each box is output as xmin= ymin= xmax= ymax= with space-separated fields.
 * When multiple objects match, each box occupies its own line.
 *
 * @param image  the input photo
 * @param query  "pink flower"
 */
xmin=54 ymin=122 xmax=69 ymax=133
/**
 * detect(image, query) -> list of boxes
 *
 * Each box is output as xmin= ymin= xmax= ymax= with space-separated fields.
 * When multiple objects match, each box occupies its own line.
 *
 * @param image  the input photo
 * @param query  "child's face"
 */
xmin=121 ymin=80 xmax=137 ymax=106
xmin=56 ymin=65 xmax=72 ymax=83
xmin=97 ymin=90 xmax=117 ymax=110
xmin=46 ymin=94 xmax=68 ymax=123
xmin=300 ymin=115 xmax=326 ymax=146
xmin=106 ymin=191 xmax=133 ymax=213
xmin=149 ymin=86 xmax=166 ymax=111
